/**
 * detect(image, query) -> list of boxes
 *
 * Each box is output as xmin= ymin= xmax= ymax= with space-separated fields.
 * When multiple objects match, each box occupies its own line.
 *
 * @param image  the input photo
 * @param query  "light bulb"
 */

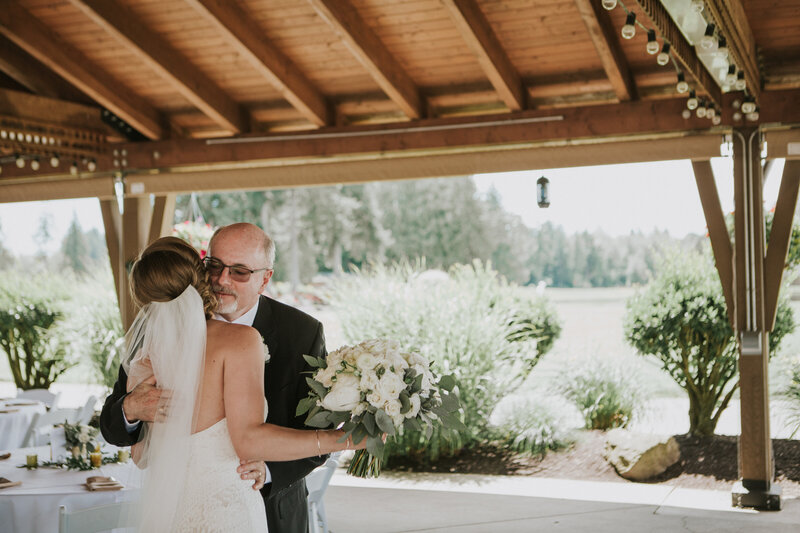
xmin=70 ymin=161 xmax=79 ymax=176
xmin=717 ymin=37 xmax=728 ymax=60
xmin=87 ymin=159 xmax=97 ymax=172
xmin=31 ymin=158 xmax=40 ymax=171
xmin=700 ymin=24 xmax=716 ymax=50
xmin=682 ymin=109 xmax=692 ymax=119
xmin=696 ymin=101 xmax=707 ymax=118
xmin=15 ymin=155 xmax=24 ymax=168
xmin=50 ymin=155 xmax=59 ymax=167
xmin=687 ymin=91 xmax=698 ymax=110
xmin=646 ymin=30 xmax=659 ymax=54
xmin=621 ymin=13 xmax=636 ymax=39
xmin=691 ymin=0 xmax=704 ymax=12
xmin=741 ymin=97 xmax=756 ymax=114
xmin=601 ymin=0 xmax=617 ymax=10
xmin=735 ymin=71 xmax=746 ymax=91
xmin=706 ymin=106 xmax=716 ymax=119
xmin=747 ymin=109 xmax=760 ymax=121
xmin=712 ymin=115 xmax=722 ymax=125
xmin=657 ymin=43 xmax=671 ymax=66
xmin=725 ymin=65 xmax=737 ymax=85
xmin=733 ymin=111 xmax=742 ymax=121
xmin=676 ymin=72 xmax=689 ymax=94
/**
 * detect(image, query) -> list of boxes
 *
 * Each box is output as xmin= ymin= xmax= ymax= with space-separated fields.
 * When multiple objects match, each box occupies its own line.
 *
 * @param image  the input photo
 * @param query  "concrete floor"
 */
xmin=324 ymin=472 xmax=800 ymax=532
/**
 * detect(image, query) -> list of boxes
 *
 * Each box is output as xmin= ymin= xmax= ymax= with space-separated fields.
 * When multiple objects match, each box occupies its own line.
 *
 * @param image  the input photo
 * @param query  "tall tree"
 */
xmin=61 ymin=214 xmax=89 ymax=275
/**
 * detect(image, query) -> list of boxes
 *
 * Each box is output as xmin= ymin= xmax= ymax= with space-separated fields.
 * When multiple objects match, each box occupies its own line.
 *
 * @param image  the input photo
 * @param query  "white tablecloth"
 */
xmin=0 ymin=445 xmax=139 ymax=533
xmin=0 ymin=400 xmax=46 ymax=451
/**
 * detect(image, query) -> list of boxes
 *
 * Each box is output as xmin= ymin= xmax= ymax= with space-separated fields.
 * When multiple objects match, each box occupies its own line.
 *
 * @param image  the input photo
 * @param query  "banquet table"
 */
xmin=0 ymin=400 xmax=46 ymax=451
xmin=0 ymin=445 xmax=139 ymax=533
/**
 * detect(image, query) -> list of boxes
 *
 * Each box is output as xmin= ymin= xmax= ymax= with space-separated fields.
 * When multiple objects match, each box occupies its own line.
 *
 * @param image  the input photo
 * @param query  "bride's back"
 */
xmin=193 ymin=319 xmax=261 ymax=433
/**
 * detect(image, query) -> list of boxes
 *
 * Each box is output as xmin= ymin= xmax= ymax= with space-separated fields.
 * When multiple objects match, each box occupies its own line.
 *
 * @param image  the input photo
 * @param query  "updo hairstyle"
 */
xmin=130 ymin=236 xmax=218 ymax=319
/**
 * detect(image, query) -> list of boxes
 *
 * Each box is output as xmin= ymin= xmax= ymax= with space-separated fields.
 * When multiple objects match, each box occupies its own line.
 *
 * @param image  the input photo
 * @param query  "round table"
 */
xmin=0 ymin=445 xmax=139 ymax=533
xmin=0 ymin=400 xmax=46 ymax=451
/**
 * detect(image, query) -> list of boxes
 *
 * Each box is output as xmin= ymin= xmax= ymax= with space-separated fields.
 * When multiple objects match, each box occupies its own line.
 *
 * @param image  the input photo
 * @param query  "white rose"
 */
xmin=315 ymin=366 xmax=336 ymax=388
xmin=366 ymin=391 xmax=384 ymax=408
xmin=405 ymin=393 xmax=421 ymax=418
xmin=359 ymin=371 xmax=379 ymax=392
xmin=377 ymin=373 xmax=405 ymax=400
xmin=356 ymin=352 xmax=378 ymax=372
xmin=384 ymin=399 xmax=402 ymax=418
xmin=320 ymin=373 xmax=361 ymax=412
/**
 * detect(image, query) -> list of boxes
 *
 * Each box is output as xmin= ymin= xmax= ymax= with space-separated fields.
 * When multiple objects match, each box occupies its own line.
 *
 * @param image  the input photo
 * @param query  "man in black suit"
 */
xmin=100 ymin=222 xmax=327 ymax=533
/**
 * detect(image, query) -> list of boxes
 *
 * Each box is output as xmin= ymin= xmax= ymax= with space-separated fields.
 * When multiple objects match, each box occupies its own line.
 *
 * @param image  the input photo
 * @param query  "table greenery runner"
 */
xmin=18 ymin=421 xmax=123 ymax=471
xmin=298 ymin=339 xmax=464 ymax=477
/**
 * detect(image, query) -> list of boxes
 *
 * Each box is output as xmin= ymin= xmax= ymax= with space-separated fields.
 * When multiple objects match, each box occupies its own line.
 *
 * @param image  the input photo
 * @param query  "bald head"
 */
xmin=209 ymin=223 xmax=275 ymax=269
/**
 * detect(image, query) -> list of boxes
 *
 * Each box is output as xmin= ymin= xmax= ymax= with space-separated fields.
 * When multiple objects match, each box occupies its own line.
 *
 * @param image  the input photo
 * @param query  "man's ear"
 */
xmin=259 ymin=270 xmax=273 ymax=293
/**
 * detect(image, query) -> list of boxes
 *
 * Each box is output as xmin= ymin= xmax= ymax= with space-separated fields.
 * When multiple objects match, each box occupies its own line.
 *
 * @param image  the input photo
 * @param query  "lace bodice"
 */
xmin=172 ymin=418 xmax=268 ymax=532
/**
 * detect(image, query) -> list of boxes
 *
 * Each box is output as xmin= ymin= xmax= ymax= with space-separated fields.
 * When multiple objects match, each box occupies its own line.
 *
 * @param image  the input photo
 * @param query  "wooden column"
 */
xmin=730 ymin=128 xmax=780 ymax=509
xmin=100 ymin=193 xmax=176 ymax=330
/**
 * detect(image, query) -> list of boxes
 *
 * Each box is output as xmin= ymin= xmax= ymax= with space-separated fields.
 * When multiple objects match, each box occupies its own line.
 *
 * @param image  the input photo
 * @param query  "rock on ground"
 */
xmin=604 ymin=428 xmax=680 ymax=481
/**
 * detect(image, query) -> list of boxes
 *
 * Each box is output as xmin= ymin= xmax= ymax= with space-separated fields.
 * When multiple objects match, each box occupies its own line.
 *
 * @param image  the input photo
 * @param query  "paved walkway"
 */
xmin=325 ymin=472 xmax=800 ymax=532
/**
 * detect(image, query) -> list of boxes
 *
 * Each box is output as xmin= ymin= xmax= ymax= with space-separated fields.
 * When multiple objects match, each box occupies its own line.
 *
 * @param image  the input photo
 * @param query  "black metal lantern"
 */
xmin=537 ymin=176 xmax=550 ymax=208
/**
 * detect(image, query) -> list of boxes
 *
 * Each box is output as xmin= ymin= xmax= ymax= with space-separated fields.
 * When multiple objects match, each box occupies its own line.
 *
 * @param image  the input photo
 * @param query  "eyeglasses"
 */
xmin=203 ymin=257 xmax=271 ymax=282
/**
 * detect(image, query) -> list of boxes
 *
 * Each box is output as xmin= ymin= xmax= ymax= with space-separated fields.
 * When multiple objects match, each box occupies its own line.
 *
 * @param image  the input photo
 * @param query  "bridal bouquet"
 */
xmin=298 ymin=339 xmax=463 ymax=477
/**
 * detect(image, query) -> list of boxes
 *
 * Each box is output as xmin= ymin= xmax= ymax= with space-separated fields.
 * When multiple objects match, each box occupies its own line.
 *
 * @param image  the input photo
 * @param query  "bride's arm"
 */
xmin=223 ymin=327 xmax=362 ymax=461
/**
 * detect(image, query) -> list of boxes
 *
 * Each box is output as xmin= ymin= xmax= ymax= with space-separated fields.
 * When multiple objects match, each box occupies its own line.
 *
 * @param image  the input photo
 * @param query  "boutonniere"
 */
xmin=261 ymin=336 xmax=271 ymax=363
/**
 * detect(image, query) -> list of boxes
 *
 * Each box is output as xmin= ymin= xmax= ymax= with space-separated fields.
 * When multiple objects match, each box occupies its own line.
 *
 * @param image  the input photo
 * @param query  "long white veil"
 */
xmin=122 ymin=285 xmax=207 ymax=532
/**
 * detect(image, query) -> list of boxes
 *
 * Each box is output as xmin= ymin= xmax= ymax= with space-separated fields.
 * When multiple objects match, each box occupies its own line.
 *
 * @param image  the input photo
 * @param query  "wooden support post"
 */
xmin=99 ymin=198 xmax=123 ymax=318
xmin=692 ymin=160 xmax=735 ymax=327
xmin=731 ymin=128 xmax=781 ymax=510
xmin=148 ymin=194 xmax=176 ymax=244
xmin=120 ymin=197 xmax=153 ymax=329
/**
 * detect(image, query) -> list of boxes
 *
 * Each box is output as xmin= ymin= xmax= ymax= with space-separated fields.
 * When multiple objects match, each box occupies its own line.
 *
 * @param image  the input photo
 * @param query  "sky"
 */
xmin=0 ymin=157 xmax=787 ymax=256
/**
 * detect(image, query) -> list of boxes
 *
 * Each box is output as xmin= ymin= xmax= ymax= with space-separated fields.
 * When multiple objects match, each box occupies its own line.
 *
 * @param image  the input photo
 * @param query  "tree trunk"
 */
xmin=687 ymin=390 xmax=719 ymax=436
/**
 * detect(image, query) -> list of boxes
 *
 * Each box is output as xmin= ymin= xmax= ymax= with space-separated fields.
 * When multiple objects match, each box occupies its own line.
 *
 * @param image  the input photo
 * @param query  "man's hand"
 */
xmin=122 ymin=375 xmax=165 ymax=423
xmin=237 ymin=459 xmax=267 ymax=491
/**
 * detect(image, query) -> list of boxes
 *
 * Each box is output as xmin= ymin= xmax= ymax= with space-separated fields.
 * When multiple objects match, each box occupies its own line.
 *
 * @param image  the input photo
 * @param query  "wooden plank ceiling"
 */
xmin=1 ymin=0 xmax=799 ymax=195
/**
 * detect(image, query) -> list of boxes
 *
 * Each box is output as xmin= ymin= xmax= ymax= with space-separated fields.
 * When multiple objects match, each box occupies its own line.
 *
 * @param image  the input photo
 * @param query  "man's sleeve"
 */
xmin=265 ymin=321 xmax=329 ymax=496
xmin=99 ymin=365 xmax=142 ymax=447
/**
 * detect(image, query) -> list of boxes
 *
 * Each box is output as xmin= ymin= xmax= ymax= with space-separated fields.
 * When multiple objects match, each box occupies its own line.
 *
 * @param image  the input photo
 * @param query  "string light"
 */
xmin=682 ymin=109 xmax=692 ymax=119
xmin=646 ymin=30 xmax=659 ymax=54
xmin=50 ymin=155 xmax=60 ymax=168
xmin=87 ymin=159 xmax=97 ymax=172
xmin=70 ymin=161 xmax=79 ymax=176
xmin=15 ymin=154 xmax=24 ymax=168
xmin=700 ymin=24 xmax=716 ymax=50
xmin=712 ymin=114 xmax=722 ymax=125
xmin=30 ymin=157 xmax=40 ymax=171
xmin=717 ymin=37 xmax=728 ymax=60
xmin=621 ymin=13 xmax=636 ymax=39
xmin=687 ymin=91 xmax=699 ymax=110
xmin=676 ymin=72 xmax=689 ymax=94
xmin=601 ymin=0 xmax=617 ymax=10
xmin=657 ymin=43 xmax=671 ymax=66
xmin=725 ymin=65 xmax=737 ymax=85
xmin=735 ymin=71 xmax=746 ymax=91
xmin=746 ymin=107 xmax=760 ymax=121
xmin=741 ymin=97 xmax=756 ymax=114
xmin=696 ymin=99 xmax=707 ymax=118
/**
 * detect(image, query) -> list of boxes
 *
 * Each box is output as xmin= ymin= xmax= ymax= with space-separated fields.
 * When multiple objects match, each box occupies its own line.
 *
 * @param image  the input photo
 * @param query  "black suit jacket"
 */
xmin=100 ymin=295 xmax=327 ymax=533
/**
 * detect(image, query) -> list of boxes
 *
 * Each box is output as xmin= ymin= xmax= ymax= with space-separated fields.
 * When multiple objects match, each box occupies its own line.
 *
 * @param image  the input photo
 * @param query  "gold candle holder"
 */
xmin=117 ymin=449 xmax=130 ymax=463
xmin=90 ymin=451 xmax=102 ymax=468
xmin=26 ymin=453 xmax=38 ymax=467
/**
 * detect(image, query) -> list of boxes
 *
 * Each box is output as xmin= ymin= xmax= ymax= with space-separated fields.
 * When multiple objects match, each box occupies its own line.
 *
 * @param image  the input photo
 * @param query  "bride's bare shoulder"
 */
xmin=206 ymin=321 xmax=262 ymax=354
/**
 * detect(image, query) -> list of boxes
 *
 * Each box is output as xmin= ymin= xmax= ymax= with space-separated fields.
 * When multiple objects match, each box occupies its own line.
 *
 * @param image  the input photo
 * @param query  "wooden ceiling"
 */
xmin=1 ymin=0 xmax=799 ymax=199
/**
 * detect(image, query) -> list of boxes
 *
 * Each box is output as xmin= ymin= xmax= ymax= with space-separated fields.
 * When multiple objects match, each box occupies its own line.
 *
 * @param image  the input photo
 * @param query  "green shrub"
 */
xmin=78 ymin=291 xmax=124 ymax=389
xmin=0 ymin=274 xmax=75 ymax=389
xmin=330 ymin=260 xmax=561 ymax=461
xmin=555 ymin=360 xmax=644 ymax=430
xmin=624 ymin=249 xmax=794 ymax=436
xmin=490 ymin=394 xmax=575 ymax=455
xmin=781 ymin=365 xmax=800 ymax=437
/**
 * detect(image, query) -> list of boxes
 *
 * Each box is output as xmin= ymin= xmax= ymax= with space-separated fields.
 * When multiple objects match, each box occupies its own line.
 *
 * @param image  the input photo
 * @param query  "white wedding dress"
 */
xmin=172 ymin=418 xmax=268 ymax=532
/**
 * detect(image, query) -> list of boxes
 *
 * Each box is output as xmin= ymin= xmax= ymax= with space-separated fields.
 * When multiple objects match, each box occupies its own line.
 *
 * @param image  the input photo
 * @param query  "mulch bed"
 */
xmin=384 ymin=431 xmax=800 ymax=498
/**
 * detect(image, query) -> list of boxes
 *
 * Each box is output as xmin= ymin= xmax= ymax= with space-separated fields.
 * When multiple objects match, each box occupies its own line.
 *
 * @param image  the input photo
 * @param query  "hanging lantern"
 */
xmin=537 ymin=176 xmax=550 ymax=208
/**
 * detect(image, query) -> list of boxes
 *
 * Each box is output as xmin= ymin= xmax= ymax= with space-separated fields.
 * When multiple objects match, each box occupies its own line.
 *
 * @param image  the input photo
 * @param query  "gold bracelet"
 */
xmin=315 ymin=430 xmax=322 ymax=457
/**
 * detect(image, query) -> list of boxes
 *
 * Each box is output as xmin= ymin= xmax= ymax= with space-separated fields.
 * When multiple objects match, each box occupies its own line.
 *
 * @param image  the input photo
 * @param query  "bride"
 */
xmin=123 ymin=237 xmax=362 ymax=532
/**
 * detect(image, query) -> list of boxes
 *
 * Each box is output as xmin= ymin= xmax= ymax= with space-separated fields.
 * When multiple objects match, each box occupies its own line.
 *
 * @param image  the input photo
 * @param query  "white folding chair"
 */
xmin=58 ymin=501 xmax=139 ymax=533
xmin=16 ymin=388 xmax=62 ymax=408
xmin=306 ymin=452 xmax=341 ymax=533
xmin=22 ymin=408 xmax=76 ymax=447
xmin=72 ymin=396 xmax=98 ymax=425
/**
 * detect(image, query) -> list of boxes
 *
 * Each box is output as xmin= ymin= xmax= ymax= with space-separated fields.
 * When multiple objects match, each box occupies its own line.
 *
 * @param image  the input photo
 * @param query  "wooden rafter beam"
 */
xmin=704 ymin=0 xmax=760 ymax=101
xmin=0 ymin=35 xmax=87 ymax=102
xmin=0 ymin=89 xmax=107 ymax=132
xmin=574 ymin=0 xmax=637 ymax=102
xmin=308 ymin=0 xmax=423 ymax=119
xmin=69 ymin=0 xmax=247 ymax=134
xmin=634 ymin=0 xmax=722 ymax=106
xmin=441 ymin=0 xmax=526 ymax=111
xmin=764 ymin=159 xmax=800 ymax=330
xmin=186 ymin=0 xmax=329 ymax=127
xmin=692 ymin=160 xmax=735 ymax=327
xmin=0 ymin=1 xmax=165 ymax=140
